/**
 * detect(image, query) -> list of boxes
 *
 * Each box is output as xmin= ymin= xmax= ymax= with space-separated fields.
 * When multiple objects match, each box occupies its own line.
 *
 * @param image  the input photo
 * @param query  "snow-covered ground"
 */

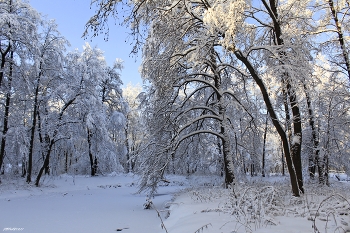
xmin=0 ymin=174 xmax=181 ymax=233
xmin=1 ymin=174 xmax=349 ymax=233
xmin=160 ymin=176 xmax=350 ymax=233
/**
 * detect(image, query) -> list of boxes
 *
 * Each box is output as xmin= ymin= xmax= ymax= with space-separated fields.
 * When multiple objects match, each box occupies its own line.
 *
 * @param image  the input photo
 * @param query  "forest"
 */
xmin=0 ymin=0 xmax=350 ymax=199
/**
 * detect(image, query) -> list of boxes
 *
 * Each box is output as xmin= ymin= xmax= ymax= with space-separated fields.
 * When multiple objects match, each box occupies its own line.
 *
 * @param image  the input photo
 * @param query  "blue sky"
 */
xmin=29 ymin=0 xmax=142 ymax=87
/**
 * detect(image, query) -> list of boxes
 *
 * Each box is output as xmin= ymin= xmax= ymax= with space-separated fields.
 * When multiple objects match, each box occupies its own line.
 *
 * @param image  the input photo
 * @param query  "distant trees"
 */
xmin=34 ymin=43 xmax=125 ymax=185
xmin=123 ymin=83 xmax=144 ymax=172
xmin=0 ymin=0 xmax=127 ymax=185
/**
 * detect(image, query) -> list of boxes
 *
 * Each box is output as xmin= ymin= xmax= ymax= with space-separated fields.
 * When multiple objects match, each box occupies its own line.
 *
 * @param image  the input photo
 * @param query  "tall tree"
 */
xmin=27 ymin=20 xmax=68 ymax=183
xmin=0 ymin=0 xmax=40 ymax=174
xmin=87 ymin=0 xmax=260 ymax=194
xmin=203 ymin=0 xmax=312 ymax=196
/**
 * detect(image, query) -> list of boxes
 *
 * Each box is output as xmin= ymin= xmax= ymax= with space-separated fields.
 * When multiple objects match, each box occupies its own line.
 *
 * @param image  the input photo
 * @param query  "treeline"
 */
xmin=0 ymin=0 xmax=128 ymax=186
xmin=2 ymin=0 xmax=350 ymax=197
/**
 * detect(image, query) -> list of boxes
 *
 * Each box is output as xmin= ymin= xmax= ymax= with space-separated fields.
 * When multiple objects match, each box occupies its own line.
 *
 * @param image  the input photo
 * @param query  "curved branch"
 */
xmin=174 ymin=105 xmax=219 ymax=120
xmin=173 ymin=130 xmax=224 ymax=152
xmin=177 ymin=114 xmax=223 ymax=136
xmin=222 ymin=90 xmax=254 ymax=120
xmin=176 ymin=78 xmax=220 ymax=95
xmin=175 ymin=85 xmax=209 ymax=109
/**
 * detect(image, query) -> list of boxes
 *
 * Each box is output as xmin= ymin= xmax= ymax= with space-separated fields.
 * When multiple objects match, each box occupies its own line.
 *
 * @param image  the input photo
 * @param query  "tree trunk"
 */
xmin=327 ymin=0 xmax=350 ymax=80
xmin=288 ymin=84 xmax=304 ymax=193
xmin=282 ymin=86 xmax=292 ymax=144
xmin=65 ymin=151 xmax=68 ymax=173
xmin=87 ymin=128 xmax=95 ymax=176
xmin=221 ymin=125 xmax=235 ymax=186
xmin=35 ymin=139 xmax=54 ymax=186
xmin=262 ymin=0 xmax=304 ymax=194
xmin=213 ymin=55 xmax=235 ymax=187
xmin=303 ymin=82 xmax=320 ymax=179
xmin=27 ymin=63 xmax=43 ymax=183
xmin=321 ymin=102 xmax=333 ymax=185
xmin=217 ymin=139 xmax=224 ymax=177
xmin=125 ymin=118 xmax=131 ymax=173
xmin=37 ymin=106 xmax=51 ymax=175
xmin=262 ymin=112 xmax=268 ymax=177
xmin=0 ymin=51 xmax=13 ymax=172
xmin=0 ymin=43 xmax=11 ymax=87
xmin=281 ymin=142 xmax=285 ymax=176
xmin=234 ymin=50 xmax=300 ymax=196
xmin=34 ymin=96 xmax=78 ymax=186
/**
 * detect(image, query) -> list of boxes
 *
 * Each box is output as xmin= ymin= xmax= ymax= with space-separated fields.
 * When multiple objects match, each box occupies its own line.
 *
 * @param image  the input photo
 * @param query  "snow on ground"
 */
xmin=0 ymin=173 xmax=182 ymax=233
xmin=160 ymin=176 xmax=350 ymax=233
xmin=0 ymin=174 xmax=349 ymax=233
xmin=159 ymin=177 xmax=350 ymax=233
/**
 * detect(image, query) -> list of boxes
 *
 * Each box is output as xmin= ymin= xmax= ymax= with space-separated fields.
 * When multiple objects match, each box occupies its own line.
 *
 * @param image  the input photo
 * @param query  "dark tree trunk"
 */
xmin=262 ymin=112 xmax=268 ymax=177
xmin=327 ymin=0 xmax=350 ymax=80
xmin=65 ymin=151 xmax=68 ymax=173
xmin=37 ymin=106 xmax=51 ymax=175
xmin=35 ymin=139 xmax=54 ymax=186
xmin=87 ymin=128 xmax=95 ymax=176
xmin=282 ymin=87 xmax=292 ymax=144
xmin=234 ymin=132 xmax=239 ymax=175
xmin=288 ymin=84 xmax=304 ymax=193
xmin=27 ymin=63 xmax=43 ymax=183
xmin=35 ymin=96 xmax=78 ymax=186
xmin=261 ymin=0 xmax=304 ymax=194
xmin=43 ymin=134 xmax=51 ymax=175
xmin=234 ymin=50 xmax=300 ymax=196
xmin=325 ymin=152 xmax=329 ymax=186
xmin=221 ymin=125 xmax=235 ymax=186
xmin=0 ymin=43 xmax=11 ymax=87
xmin=281 ymin=142 xmax=285 ymax=176
xmin=0 ymin=51 xmax=13 ymax=172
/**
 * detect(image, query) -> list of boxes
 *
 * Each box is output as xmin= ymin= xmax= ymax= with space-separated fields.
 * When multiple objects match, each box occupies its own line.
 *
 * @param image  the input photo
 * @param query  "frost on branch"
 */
xmin=203 ymin=0 xmax=246 ymax=50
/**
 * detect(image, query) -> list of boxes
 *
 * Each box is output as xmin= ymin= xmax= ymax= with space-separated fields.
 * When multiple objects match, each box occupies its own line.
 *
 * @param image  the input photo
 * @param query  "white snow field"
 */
xmin=0 ymin=174 xmax=179 ymax=233
xmin=1 ymin=174 xmax=349 ymax=233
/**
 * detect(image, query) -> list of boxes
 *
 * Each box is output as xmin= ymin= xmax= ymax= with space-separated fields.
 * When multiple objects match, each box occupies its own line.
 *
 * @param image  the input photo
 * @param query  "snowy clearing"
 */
xmin=0 ymin=174 xmax=180 ymax=233
xmin=1 ymin=174 xmax=350 ymax=233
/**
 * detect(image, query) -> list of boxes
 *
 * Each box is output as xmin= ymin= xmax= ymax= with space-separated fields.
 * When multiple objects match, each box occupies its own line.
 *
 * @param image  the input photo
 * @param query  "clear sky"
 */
xmin=29 ymin=0 xmax=142 ymax=87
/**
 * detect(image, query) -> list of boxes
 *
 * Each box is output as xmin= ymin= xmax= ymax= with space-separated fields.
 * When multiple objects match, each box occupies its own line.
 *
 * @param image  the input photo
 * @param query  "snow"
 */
xmin=329 ymin=172 xmax=350 ymax=181
xmin=161 ymin=178 xmax=350 ymax=233
xmin=292 ymin=135 xmax=301 ymax=145
xmin=1 ymin=174 xmax=349 ymax=233
xmin=0 ymin=174 xmax=180 ymax=233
